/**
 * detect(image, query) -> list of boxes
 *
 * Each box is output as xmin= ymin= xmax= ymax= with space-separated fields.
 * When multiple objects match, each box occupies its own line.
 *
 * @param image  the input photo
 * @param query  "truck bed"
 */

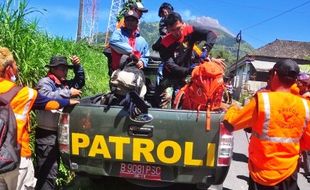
xmin=58 ymin=95 xmax=232 ymax=187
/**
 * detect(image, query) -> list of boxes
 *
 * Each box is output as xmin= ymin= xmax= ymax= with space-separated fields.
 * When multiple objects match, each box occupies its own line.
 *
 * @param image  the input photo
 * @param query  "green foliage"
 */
xmin=0 ymin=0 xmax=109 ymax=95
xmin=93 ymin=32 xmax=106 ymax=45
xmin=139 ymin=21 xmax=159 ymax=45
xmin=210 ymin=45 xmax=235 ymax=65
xmin=57 ymin=159 xmax=75 ymax=186
xmin=0 ymin=0 xmax=109 ymax=187
xmin=299 ymin=56 xmax=310 ymax=73
xmin=117 ymin=0 xmax=142 ymax=21
xmin=239 ymin=90 xmax=253 ymax=106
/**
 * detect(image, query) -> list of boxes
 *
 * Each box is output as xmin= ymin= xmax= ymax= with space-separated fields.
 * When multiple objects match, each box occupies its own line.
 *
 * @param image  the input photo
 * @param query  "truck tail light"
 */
xmin=58 ymin=113 xmax=70 ymax=154
xmin=217 ymin=122 xmax=233 ymax=166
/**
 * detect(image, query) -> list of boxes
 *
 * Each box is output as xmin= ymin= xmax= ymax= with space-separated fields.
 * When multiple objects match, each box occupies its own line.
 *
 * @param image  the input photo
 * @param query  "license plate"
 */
xmin=119 ymin=162 xmax=161 ymax=181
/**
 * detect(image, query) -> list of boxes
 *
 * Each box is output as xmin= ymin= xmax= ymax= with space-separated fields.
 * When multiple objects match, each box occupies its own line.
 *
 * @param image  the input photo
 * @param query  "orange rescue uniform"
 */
xmin=0 ymin=78 xmax=37 ymax=157
xmin=225 ymin=91 xmax=310 ymax=186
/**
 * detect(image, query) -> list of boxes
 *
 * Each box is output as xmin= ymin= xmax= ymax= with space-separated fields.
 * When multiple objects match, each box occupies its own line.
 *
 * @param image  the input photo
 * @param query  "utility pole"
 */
xmin=77 ymin=0 xmax=84 ymax=41
xmin=232 ymin=30 xmax=242 ymax=98
xmin=236 ymin=30 xmax=242 ymax=62
xmin=234 ymin=30 xmax=242 ymax=75
xmin=77 ymin=0 xmax=99 ymax=43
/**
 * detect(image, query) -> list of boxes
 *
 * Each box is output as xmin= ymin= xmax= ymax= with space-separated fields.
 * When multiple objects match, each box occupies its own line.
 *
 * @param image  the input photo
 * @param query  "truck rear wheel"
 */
xmin=126 ymin=179 xmax=172 ymax=188
xmin=213 ymin=166 xmax=230 ymax=185
xmin=196 ymin=182 xmax=211 ymax=190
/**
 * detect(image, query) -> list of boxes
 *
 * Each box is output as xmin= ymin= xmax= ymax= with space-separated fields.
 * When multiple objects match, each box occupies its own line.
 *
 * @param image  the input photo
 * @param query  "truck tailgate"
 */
xmin=69 ymin=105 xmax=223 ymax=168
xmin=59 ymin=102 xmax=233 ymax=185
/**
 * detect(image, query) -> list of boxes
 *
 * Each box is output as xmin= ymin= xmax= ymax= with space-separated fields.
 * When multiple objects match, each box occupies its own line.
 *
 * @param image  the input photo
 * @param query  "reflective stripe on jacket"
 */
xmin=249 ymin=92 xmax=309 ymax=186
xmin=0 ymin=79 xmax=37 ymax=157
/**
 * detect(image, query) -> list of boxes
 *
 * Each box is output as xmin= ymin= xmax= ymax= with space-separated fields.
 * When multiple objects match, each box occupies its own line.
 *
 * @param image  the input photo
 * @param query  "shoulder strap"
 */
xmin=0 ymin=86 xmax=22 ymax=106
xmin=128 ymin=91 xmax=149 ymax=114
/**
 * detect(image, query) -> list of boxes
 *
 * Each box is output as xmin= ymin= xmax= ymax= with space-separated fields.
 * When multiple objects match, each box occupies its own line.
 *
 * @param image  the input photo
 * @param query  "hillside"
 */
xmin=140 ymin=20 xmax=254 ymax=65
xmin=0 ymin=0 xmax=109 ymax=96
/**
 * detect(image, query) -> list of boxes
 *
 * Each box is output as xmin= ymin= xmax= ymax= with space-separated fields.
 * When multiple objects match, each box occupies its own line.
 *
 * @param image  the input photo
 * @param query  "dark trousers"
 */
xmin=248 ymin=169 xmax=300 ymax=190
xmin=227 ymin=92 xmax=232 ymax=104
xmin=35 ymin=128 xmax=60 ymax=190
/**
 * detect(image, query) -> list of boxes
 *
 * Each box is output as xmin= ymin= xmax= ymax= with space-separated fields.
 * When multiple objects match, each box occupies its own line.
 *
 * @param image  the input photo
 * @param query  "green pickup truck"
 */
xmin=58 ymin=60 xmax=234 ymax=189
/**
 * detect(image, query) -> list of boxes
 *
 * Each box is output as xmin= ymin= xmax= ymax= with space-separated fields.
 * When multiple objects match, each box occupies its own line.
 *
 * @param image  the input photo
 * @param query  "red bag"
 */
xmin=173 ymin=60 xmax=225 ymax=131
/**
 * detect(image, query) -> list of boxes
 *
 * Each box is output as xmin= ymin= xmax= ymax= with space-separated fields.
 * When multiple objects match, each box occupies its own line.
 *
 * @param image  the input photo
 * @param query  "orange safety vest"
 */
xmin=249 ymin=92 xmax=310 ymax=186
xmin=0 ymin=78 xmax=37 ymax=157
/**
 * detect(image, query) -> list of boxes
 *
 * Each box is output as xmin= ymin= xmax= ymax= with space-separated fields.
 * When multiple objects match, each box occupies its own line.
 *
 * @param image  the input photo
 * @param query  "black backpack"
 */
xmin=0 ymin=86 xmax=21 ymax=173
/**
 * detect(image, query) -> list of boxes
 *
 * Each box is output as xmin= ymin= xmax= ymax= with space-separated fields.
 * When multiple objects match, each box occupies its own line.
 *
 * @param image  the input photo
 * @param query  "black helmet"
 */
xmin=158 ymin=2 xmax=174 ymax=17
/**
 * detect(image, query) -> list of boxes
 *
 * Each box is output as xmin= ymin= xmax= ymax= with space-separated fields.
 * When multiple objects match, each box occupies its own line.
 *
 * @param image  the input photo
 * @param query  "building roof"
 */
xmin=252 ymin=39 xmax=310 ymax=59
xmin=251 ymin=60 xmax=276 ymax=72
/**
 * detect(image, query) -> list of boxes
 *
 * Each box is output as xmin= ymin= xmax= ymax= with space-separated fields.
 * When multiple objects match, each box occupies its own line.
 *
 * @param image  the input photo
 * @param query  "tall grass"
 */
xmin=1 ymin=0 xmax=110 ymax=187
xmin=0 ymin=0 xmax=109 ymax=95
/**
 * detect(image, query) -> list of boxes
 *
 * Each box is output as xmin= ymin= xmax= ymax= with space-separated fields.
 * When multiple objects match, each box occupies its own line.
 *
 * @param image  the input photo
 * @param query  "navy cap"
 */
xmin=133 ymin=2 xmax=148 ymax=13
xmin=46 ymin=56 xmax=73 ymax=69
xmin=273 ymin=59 xmax=300 ymax=78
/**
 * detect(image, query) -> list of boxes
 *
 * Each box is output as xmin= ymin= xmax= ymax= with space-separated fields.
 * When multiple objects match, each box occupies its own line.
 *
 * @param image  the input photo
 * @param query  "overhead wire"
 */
xmin=242 ymin=0 xmax=310 ymax=31
xmin=178 ymin=0 xmax=310 ymax=48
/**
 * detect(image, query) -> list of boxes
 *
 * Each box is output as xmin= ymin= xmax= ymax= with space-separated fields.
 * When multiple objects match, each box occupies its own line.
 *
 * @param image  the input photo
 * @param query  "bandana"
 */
xmin=47 ymin=72 xmax=66 ymax=86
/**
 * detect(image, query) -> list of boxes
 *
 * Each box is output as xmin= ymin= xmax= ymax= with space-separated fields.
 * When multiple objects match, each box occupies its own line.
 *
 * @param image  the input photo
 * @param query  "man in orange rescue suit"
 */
xmin=224 ymin=59 xmax=310 ymax=190
xmin=0 ymin=47 xmax=79 ymax=190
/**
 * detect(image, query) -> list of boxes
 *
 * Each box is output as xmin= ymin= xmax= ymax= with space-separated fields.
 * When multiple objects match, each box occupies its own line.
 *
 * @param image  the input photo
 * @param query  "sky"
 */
xmin=21 ymin=0 xmax=310 ymax=49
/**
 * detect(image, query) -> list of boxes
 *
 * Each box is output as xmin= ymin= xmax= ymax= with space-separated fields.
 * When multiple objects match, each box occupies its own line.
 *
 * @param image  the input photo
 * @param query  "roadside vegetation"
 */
xmin=0 ymin=0 xmax=109 ymax=187
xmin=0 ymin=0 xmax=109 ymax=96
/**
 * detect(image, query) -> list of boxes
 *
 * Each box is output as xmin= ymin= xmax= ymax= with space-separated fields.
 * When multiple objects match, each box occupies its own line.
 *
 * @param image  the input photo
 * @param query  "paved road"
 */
xmin=64 ymin=130 xmax=309 ymax=190
xmin=219 ymin=130 xmax=309 ymax=190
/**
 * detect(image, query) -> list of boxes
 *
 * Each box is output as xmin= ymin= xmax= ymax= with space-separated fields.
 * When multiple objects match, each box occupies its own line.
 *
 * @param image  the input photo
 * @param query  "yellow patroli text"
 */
xmin=71 ymin=133 xmax=215 ymax=167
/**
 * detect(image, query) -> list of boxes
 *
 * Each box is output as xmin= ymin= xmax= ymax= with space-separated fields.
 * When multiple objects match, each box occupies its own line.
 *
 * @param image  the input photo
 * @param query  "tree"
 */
xmin=211 ymin=45 xmax=235 ymax=66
